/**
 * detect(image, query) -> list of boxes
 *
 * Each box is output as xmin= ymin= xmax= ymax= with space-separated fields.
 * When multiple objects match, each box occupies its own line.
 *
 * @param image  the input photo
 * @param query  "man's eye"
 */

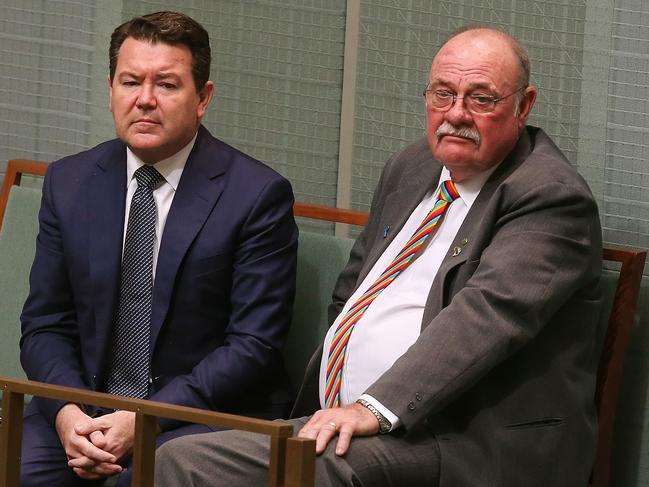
xmin=159 ymin=83 xmax=177 ymax=89
xmin=434 ymin=90 xmax=454 ymax=99
xmin=122 ymin=81 xmax=139 ymax=87
xmin=470 ymin=95 xmax=494 ymax=105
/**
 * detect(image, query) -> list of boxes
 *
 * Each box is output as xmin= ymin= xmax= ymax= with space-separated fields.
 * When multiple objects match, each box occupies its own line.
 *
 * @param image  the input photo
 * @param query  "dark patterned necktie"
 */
xmin=107 ymin=164 xmax=164 ymax=398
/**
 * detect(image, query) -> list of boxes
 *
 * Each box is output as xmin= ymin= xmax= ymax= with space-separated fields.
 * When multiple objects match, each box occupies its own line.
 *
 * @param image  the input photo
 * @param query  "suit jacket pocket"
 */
xmin=497 ymin=417 xmax=567 ymax=486
xmin=504 ymin=417 xmax=564 ymax=430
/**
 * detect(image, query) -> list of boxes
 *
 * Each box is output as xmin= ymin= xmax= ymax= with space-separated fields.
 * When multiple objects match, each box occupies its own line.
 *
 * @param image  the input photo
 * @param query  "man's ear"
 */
xmin=197 ymin=81 xmax=215 ymax=119
xmin=516 ymin=86 xmax=537 ymax=127
xmin=107 ymin=75 xmax=114 ymax=112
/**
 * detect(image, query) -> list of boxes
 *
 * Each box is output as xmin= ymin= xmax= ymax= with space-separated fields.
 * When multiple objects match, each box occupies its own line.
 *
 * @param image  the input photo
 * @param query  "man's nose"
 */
xmin=136 ymin=84 xmax=157 ymax=109
xmin=444 ymin=96 xmax=473 ymax=125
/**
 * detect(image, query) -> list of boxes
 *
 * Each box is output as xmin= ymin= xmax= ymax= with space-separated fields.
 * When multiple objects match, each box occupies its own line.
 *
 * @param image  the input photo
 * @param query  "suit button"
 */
xmin=408 ymin=401 xmax=416 ymax=411
xmin=415 ymin=393 xmax=422 ymax=401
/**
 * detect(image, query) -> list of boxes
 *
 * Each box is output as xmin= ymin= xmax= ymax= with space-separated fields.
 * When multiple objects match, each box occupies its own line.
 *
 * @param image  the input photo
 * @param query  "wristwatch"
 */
xmin=356 ymin=398 xmax=392 ymax=434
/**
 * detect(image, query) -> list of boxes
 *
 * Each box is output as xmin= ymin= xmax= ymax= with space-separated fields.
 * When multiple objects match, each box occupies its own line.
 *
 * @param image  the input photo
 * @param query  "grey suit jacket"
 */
xmin=293 ymin=126 xmax=602 ymax=487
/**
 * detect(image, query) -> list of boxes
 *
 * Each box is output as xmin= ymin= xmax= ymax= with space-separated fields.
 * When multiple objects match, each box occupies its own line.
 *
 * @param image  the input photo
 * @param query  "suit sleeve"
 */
xmin=362 ymin=177 xmax=601 ymax=431
xmin=20 ymin=163 xmax=91 ymax=424
xmin=150 ymin=176 xmax=298 ymax=428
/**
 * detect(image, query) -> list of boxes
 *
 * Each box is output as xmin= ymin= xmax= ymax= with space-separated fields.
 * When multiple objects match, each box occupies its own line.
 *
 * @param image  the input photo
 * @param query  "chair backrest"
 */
xmin=281 ymin=204 xmax=369 ymax=392
xmin=284 ymin=231 xmax=355 ymax=391
xmin=592 ymin=247 xmax=646 ymax=487
xmin=284 ymin=203 xmax=369 ymax=392
xmin=0 ymin=160 xmax=48 ymax=379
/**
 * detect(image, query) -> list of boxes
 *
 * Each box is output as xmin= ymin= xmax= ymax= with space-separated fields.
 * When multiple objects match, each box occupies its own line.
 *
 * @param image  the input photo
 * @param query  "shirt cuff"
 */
xmin=358 ymin=393 xmax=400 ymax=431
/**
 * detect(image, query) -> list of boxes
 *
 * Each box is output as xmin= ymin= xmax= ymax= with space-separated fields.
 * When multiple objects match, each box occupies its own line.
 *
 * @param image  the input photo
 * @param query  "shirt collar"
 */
xmin=125 ymin=133 xmax=198 ymax=190
xmin=437 ymin=163 xmax=500 ymax=208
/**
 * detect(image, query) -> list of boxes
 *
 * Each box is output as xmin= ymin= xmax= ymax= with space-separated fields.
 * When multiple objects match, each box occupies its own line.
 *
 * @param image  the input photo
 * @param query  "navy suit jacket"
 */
xmin=21 ymin=126 xmax=298 ymax=430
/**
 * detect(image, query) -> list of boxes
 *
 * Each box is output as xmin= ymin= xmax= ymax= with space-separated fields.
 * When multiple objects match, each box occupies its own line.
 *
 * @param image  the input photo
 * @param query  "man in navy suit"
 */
xmin=19 ymin=11 xmax=298 ymax=486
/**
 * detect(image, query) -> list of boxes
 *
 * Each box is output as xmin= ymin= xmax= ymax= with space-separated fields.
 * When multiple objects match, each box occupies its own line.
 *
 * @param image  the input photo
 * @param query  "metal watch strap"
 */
xmin=356 ymin=398 xmax=392 ymax=434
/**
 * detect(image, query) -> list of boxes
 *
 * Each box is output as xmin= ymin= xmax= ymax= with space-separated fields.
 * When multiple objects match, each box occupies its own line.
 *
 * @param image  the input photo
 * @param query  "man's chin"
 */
xmin=123 ymin=133 xmax=163 ymax=150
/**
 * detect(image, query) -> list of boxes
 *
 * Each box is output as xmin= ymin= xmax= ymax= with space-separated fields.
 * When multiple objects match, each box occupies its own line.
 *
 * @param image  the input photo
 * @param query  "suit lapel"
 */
xmin=358 ymin=143 xmax=442 ymax=283
xmin=87 ymin=143 xmax=128 ymax=379
xmin=149 ymin=130 xmax=228 ymax=349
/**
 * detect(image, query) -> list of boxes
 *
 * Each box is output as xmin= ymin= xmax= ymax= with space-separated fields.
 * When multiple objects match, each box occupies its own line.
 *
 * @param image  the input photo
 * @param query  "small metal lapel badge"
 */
xmin=452 ymin=237 xmax=469 ymax=257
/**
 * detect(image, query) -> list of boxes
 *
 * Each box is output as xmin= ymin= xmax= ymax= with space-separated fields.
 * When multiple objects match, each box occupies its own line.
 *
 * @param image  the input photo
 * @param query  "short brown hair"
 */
xmin=109 ymin=11 xmax=211 ymax=91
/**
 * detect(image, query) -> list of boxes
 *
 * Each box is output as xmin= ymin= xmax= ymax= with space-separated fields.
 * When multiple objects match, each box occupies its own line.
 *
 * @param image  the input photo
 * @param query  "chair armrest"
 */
xmin=0 ymin=376 xmax=315 ymax=487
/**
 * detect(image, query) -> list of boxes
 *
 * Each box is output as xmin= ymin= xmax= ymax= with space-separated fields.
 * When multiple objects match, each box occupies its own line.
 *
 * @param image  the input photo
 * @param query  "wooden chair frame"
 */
xmin=591 ymin=246 xmax=646 ymax=487
xmin=1 ymin=159 xmax=646 ymax=487
xmin=0 ymin=377 xmax=315 ymax=487
xmin=0 ymin=159 xmax=47 ymax=231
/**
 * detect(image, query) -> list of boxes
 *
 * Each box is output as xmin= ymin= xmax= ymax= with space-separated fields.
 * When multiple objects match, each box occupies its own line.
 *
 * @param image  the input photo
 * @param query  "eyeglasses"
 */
xmin=423 ymin=86 xmax=526 ymax=114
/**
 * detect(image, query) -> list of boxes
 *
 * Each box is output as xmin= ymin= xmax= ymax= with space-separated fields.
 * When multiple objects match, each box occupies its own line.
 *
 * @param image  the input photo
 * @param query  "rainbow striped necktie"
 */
xmin=324 ymin=179 xmax=460 ymax=408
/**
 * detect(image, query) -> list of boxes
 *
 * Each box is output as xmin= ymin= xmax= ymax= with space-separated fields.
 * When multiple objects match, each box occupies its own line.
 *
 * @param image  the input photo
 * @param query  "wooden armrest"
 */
xmin=0 ymin=377 xmax=314 ymax=487
xmin=293 ymin=202 xmax=368 ymax=226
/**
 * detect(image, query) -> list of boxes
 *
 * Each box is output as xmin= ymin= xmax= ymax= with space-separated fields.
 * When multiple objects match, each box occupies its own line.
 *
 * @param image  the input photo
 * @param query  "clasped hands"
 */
xmin=297 ymin=402 xmax=380 ymax=456
xmin=55 ymin=403 xmax=136 ymax=480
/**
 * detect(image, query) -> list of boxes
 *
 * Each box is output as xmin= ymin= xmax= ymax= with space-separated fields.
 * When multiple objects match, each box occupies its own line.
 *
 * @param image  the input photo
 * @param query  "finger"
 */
xmin=88 ymin=462 xmax=123 ymax=476
xmin=297 ymin=416 xmax=321 ymax=439
xmin=335 ymin=424 xmax=354 ymax=456
xmin=315 ymin=423 xmax=339 ymax=455
xmin=76 ymin=439 xmax=116 ymax=464
xmin=89 ymin=430 xmax=108 ymax=449
xmin=68 ymin=456 xmax=97 ymax=469
xmin=297 ymin=417 xmax=334 ymax=437
xmin=74 ymin=417 xmax=104 ymax=436
xmin=69 ymin=458 xmax=122 ymax=476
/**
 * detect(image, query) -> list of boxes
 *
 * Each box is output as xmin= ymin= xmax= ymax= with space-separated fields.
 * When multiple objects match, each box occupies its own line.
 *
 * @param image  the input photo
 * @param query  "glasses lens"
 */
xmin=465 ymin=96 xmax=495 ymax=114
xmin=425 ymin=90 xmax=453 ymax=109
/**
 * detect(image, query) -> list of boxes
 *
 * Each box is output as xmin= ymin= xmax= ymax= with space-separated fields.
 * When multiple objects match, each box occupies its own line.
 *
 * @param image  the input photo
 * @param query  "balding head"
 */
xmin=440 ymin=26 xmax=530 ymax=90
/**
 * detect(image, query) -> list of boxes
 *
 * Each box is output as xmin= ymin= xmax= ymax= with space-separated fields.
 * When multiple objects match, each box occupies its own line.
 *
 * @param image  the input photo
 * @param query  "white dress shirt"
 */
xmin=319 ymin=165 xmax=498 ymax=428
xmin=123 ymin=134 xmax=197 ymax=276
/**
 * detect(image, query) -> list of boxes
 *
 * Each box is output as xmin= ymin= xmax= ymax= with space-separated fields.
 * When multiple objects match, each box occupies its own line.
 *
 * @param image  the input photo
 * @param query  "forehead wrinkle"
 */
xmin=430 ymin=76 xmax=495 ymax=93
xmin=156 ymin=71 xmax=181 ymax=80
xmin=430 ymin=69 xmax=499 ymax=94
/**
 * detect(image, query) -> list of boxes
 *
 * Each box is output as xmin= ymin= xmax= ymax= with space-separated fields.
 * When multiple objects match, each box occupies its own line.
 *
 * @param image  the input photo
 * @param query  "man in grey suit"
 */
xmin=155 ymin=26 xmax=602 ymax=487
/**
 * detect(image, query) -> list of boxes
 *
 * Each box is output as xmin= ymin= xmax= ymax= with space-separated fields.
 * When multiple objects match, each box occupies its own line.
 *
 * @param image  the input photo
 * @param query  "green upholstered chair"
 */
xmin=284 ymin=230 xmax=355 ymax=393
xmin=0 ymin=184 xmax=41 ymax=380
xmin=0 ymin=160 xmax=47 ymax=382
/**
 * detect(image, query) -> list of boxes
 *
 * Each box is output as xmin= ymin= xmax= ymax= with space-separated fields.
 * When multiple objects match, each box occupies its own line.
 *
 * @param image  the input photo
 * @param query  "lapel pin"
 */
xmin=452 ymin=246 xmax=462 ymax=257
xmin=460 ymin=238 xmax=468 ymax=246
xmin=383 ymin=225 xmax=390 ymax=238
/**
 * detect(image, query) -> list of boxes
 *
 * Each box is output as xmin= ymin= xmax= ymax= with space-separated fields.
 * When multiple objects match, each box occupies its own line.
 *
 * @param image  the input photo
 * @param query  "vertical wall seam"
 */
xmin=335 ymin=0 xmax=361 ymax=237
